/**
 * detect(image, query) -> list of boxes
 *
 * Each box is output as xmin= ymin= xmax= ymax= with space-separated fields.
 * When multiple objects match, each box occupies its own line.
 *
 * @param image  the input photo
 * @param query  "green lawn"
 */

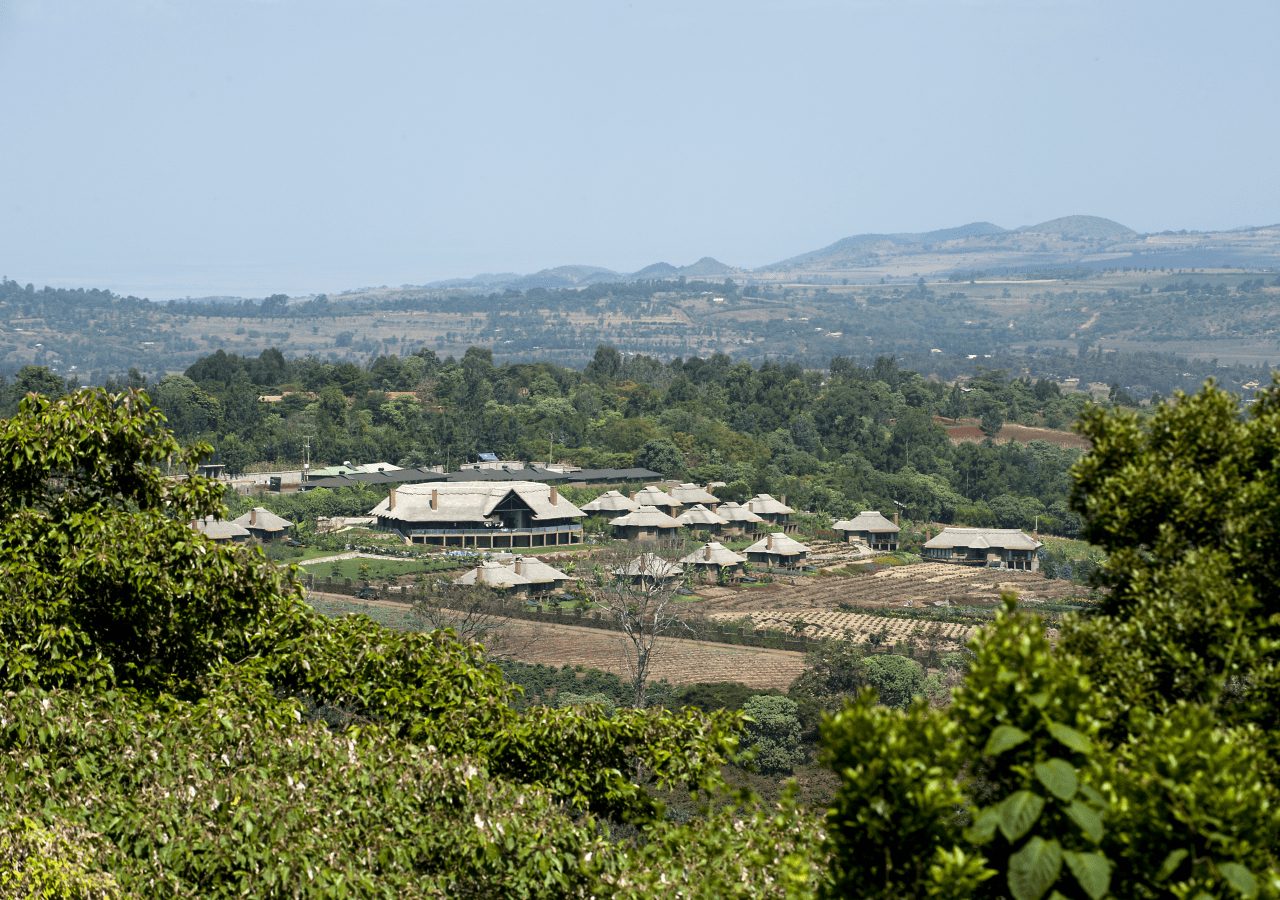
xmin=300 ymin=556 xmax=469 ymax=581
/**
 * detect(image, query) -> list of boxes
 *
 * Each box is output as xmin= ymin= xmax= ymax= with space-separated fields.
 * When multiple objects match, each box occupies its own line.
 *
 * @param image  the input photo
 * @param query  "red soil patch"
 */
xmin=935 ymin=417 xmax=1089 ymax=450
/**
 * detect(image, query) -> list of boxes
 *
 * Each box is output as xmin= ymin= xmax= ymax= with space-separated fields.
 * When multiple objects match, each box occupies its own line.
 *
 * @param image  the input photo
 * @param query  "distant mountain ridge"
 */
xmin=413 ymin=216 xmax=1280 ymax=293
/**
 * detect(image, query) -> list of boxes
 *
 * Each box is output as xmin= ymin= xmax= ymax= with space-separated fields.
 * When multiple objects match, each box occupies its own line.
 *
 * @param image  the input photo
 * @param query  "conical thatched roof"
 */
xmin=611 ymin=505 xmax=682 ymax=529
xmin=744 ymin=532 xmax=810 ymax=556
xmin=747 ymin=493 xmax=794 ymax=515
xmin=924 ymin=528 xmax=1042 ymax=551
xmin=832 ymin=511 xmax=899 ymax=534
xmin=581 ymin=489 xmax=638 ymax=514
xmin=717 ymin=502 xmax=765 ymax=524
xmin=676 ymin=504 xmax=729 ymax=527
xmin=612 ymin=553 xmax=682 ymax=579
xmin=669 ymin=483 xmax=720 ymax=505
xmin=454 ymin=560 xmax=532 ymax=589
xmin=680 ymin=542 xmax=746 ymax=567
xmin=232 ymin=507 xmax=294 ymax=532
xmin=632 ymin=485 xmax=681 ymax=509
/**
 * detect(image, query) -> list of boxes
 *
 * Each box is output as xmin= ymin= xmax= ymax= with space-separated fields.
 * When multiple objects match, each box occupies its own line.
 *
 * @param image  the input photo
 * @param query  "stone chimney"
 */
xmin=430 ymin=488 xmax=438 ymax=511
xmin=388 ymin=487 xmax=396 ymax=511
xmin=250 ymin=507 xmax=258 ymax=526
xmin=780 ymin=494 xmax=788 ymax=507
xmin=704 ymin=544 xmax=712 ymax=560
xmin=767 ymin=533 xmax=775 ymax=551
xmin=549 ymin=485 xmax=559 ymax=506
xmin=514 ymin=557 xmax=525 ymax=576
xmin=893 ymin=509 xmax=899 ymax=527
xmin=630 ymin=490 xmax=637 ymax=501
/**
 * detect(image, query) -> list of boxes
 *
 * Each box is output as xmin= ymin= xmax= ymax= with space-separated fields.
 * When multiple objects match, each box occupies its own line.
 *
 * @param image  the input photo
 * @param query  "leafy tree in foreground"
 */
xmin=821 ymin=381 xmax=1280 ymax=899
xmin=0 ymin=389 xmax=824 ymax=896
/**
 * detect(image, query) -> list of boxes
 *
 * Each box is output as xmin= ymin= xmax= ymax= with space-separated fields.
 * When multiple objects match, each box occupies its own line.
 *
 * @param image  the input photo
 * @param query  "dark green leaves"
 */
xmin=1008 ymin=836 xmax=1062 ymax=900
xmin=985 ymin=724 xmax=1031 ymax=757
xmin=997 ymin=791 xmax=1045 ymax=843
xmin=1034 ymin=759 xmax=1078 ymax=802
xmin=1063 ymin=850 xmax=1111 ymax=900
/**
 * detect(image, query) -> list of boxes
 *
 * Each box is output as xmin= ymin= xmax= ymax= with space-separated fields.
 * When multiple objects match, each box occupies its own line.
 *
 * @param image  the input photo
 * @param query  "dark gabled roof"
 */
xmin=563 ymin=467 xmax=664 ymax=483
xmin=302 ymin=467 xmax=447 ymax=490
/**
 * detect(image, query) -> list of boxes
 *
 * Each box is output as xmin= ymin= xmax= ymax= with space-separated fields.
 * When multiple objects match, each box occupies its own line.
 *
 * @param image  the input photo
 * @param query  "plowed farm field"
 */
xmin=307 ymin=592 xmax=806 ymax=689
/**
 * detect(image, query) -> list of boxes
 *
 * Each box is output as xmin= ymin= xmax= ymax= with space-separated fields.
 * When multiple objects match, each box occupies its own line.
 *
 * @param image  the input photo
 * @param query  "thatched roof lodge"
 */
xmin=631 ymin=485 xmax=683 ymax=517
xmin=832 ymin=510 xmax=900 ymax=550
xmin=612 ymin=553 xmax=683 ymax=585
xmin=232 ymin=507 xmax=294 ymax=542
xmin=669 ymin=483 xmax=721 ymax=509
xmin=454 ymin=560 xmax=532 ymax=596
xmin=747 ymin=494 xmax=795 ymax=531
xmin=923 ymin=528 xmax=1042 ymax=571
xmin=580 ymin=489 xmax=639 ymax=520
xmin=675 ymin=504 xmax=729 ymax=533
xmin=510 ymin=556 xmax=574 ymax=593
xmin=680 ymin=542 xmax=747 ymax=582
xmin=610 ymin=505 xmax=683 ymax=541
xmin=191 ymin=516 xmax=250 ymax=544
xmin=744 ymin=532 xmax=810 ymax=568
xmin=716 ymin=501 xmax=765 ymax=536
xmin=369 ymin=481 xmax=585 ymax=549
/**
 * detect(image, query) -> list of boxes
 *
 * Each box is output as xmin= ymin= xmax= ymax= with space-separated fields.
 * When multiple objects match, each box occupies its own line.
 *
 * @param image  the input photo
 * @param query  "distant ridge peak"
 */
xmin=1018 ymin=215 xmax=1136 ymax=240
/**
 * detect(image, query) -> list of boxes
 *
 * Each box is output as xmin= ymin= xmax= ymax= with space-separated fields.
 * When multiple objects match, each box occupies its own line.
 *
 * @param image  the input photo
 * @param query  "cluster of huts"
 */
xmin=191 ymin=507 xmax=295 ymax=544
xmin=583 ymin=484 xmax=797 ymax=541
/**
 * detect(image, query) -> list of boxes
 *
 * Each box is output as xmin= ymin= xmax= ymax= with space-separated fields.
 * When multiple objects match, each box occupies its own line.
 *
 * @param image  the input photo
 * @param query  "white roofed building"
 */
xmin=832 ymin=511 xmax=900 ymax=551
xmin=923 ymin=528 xmax=1042 ymax=571
xmin=369 ymin=481 xmax=585 ymax=549
xmin=612 ymin=553 xmax=683 ymax=585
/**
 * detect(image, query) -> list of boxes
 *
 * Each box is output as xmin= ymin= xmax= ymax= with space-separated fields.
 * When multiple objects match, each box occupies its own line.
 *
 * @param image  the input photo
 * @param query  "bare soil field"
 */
xmin=485 ymin=619 xmax=807 ymax=690
xmin=936 ymin=417 xmax=1090 ymax=450
xmin=307 ymin=591 xmax=806 ymax=689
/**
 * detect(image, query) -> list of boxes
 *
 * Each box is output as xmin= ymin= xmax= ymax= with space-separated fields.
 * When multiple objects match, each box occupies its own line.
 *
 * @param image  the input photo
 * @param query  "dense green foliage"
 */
xmin=130 ymin=345 xmax=1094 ymax=532
xmin=819 ymin=381 xmax=1280 ymax=898
xmin=0 ymin=389 xmax=824 ymax=896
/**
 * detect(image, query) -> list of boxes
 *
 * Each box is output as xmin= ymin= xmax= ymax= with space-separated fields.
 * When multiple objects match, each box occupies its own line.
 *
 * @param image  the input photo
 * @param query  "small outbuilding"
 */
xmin=580 ymin=489 xmax=639 ymax=520
xmin=675 ymin=504 xmax=730 ymax=534
xmin=232 ymin=507 xmax=294 ymax=542
xmin=832 ymin=511 xmax=900 ymax=551
xmin=612 ymin=553 xmax=683 ymax=586
xmin=510 ymin=556 xmax=574 ymax=594
xmin=744 ymin=532 xmax=810 ymax=569
xmin=923 ymin=528 xmax=1042 ymax=571
xmin=610 ymin=505 xmax=683 ymax=541
xmin=716 ymin=502 xmax=765 ymax=536
xmin=454 ymin=560 xmax=533 ymax=597
xmin=631 ymin=485 xmax=683 ymax=518
xmin=191 ymin=516 xmax=251 ymax=544
xmin=747 ymin=494 xmax=795 ymax=531
xmin=669 ymin=483 xmax=721 ymax=510
xmin=680 ymin=541 xmax=747 ymax=583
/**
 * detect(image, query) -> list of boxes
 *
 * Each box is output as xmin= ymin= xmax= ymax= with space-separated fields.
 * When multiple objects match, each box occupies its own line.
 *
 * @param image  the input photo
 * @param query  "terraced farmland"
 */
xmin=705 ymin=609 xmax=975 ymax=650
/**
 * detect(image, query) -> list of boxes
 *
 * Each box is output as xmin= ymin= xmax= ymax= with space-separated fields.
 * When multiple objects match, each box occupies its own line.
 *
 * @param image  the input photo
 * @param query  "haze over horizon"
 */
xmin=2 ymin=0 xmax=1277 ymax=299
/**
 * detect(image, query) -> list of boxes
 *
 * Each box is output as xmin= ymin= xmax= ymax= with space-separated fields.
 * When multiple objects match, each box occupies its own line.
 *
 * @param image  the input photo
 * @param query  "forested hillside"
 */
xmin=5 ymin=347 xmax=1098 ymax=536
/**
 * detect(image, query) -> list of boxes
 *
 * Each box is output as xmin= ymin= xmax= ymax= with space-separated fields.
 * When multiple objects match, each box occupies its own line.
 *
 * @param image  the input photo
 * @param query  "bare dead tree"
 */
xmin=585 ymin=545 xmax=690 ymax=708
xmin=410 ymin=582 xmax=535 ymax=661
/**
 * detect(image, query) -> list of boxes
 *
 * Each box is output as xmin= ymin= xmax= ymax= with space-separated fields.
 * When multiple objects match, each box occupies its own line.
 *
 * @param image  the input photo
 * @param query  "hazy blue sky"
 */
xmin=2 ymin=0 xmax=1277 ymax=298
